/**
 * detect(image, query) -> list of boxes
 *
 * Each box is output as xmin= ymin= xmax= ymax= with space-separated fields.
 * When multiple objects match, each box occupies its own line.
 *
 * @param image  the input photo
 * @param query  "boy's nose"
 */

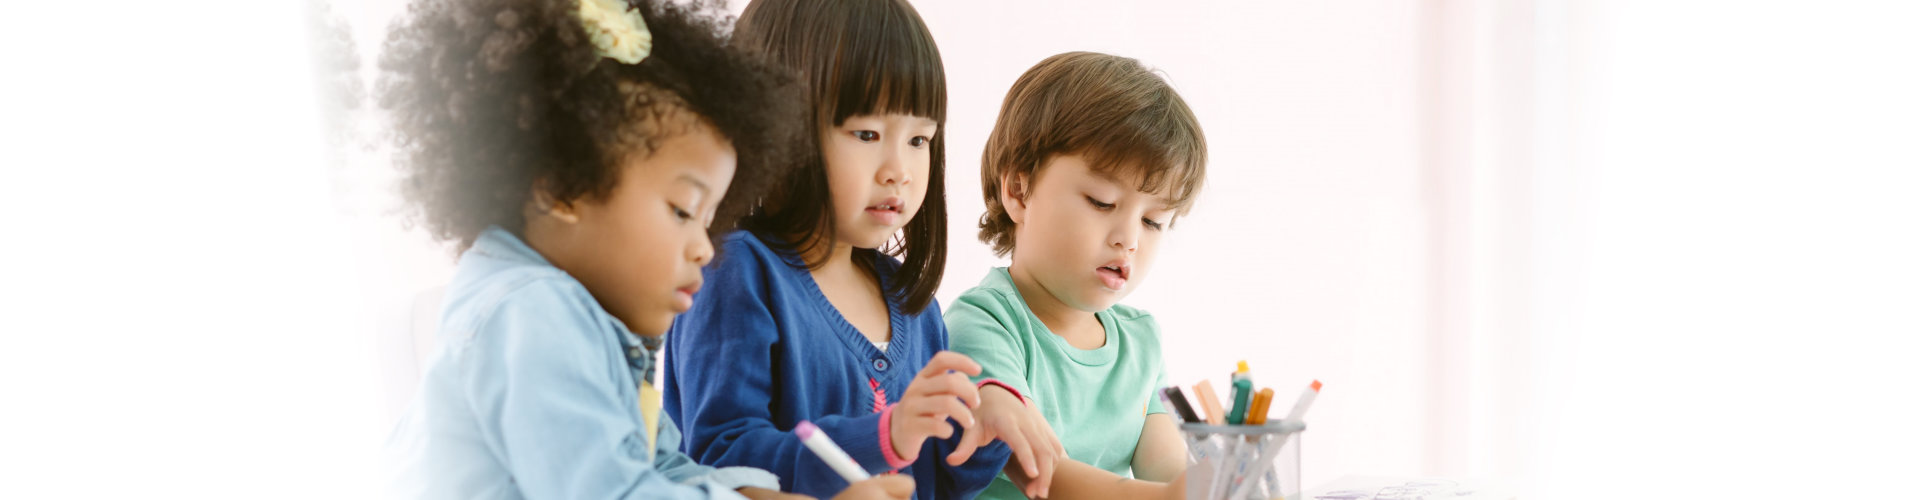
xmin=1110 ymin=223 xmax=1139 ymax=253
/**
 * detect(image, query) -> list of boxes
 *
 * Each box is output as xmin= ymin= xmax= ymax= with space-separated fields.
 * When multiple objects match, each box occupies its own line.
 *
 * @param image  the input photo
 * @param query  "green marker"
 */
xmin=1226 ymin=360 xmax=1253 ymax=425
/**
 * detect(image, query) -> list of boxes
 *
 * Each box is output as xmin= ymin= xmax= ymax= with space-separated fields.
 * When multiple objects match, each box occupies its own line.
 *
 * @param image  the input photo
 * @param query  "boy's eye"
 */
xmin=670 ymin=204 xmax=694 ymax=222
xmin=1143 ymin=217 xmax=1166 ymax=231
xmin=908 ymin=136 xmax=930 ymax=148
xmin=852 ymin=130 xmax=879 ymax=143
xmin=1085 ymin=196 xmax=1115 ymax=211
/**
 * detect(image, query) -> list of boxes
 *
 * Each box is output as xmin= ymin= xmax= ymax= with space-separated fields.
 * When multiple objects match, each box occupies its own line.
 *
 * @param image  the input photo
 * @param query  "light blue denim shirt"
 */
xmin=387 ymin=226 xmax=779 ymax=500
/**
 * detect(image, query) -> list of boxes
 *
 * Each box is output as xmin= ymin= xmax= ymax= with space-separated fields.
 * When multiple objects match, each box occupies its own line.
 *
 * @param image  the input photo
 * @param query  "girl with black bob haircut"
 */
xmin=664 ymin=1 xmax=1057 ymax=500
xmin=732 ymin=0 xmax=950 ymax=314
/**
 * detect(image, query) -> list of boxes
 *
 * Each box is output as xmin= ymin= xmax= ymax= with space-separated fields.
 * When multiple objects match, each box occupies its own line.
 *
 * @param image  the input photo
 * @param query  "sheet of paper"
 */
xmin=1300 ymin=476 xmax=1513 ymax=500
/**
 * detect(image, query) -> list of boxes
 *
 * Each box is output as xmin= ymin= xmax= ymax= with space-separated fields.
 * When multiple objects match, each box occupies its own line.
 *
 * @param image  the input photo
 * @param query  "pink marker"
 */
xmin=796 ymin=421 xmax=870 ymax=482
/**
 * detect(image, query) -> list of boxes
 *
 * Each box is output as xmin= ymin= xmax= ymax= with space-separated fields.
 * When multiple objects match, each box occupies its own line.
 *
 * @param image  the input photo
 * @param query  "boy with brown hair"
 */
xmin=949 ymin=51 xmax=1207 ymax=500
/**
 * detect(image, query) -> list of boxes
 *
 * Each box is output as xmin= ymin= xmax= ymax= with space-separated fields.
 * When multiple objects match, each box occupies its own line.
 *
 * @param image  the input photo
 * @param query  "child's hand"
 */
xmin=830 ymin=475 xmax=915 ymax=500
xmin=736 ymin=487 xmax=813 ymax=500
xmin=887 ymin=351 xmax=983 ymax=462
xmin=956 ymin=385 xmax=1063 ymax=498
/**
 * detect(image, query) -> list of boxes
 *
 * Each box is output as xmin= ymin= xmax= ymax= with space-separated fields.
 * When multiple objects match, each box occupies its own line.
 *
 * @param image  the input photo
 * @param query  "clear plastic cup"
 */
xmin=1180 ymin=420 xmax=1304 ymax=500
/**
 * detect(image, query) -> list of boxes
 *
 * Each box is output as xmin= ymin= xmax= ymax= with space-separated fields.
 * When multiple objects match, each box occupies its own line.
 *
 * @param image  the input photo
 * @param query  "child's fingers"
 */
xmin=873 ymin=474 xmax=915 ymax=499
xmin=907 ymin=394 xmax=976 ymax=429
xmin=917 ymin=351 xmax=983 ymax=378
xmin=950 ymin=374 xmax=983 ymax=409
xmin=906 ymin=399 xmax=970 ymax=440
xmin=936 ymin=397 xmax=976 ymax=429
xmin=1022 ymin=426 xmax=1057 ymax=498
xmin=906 ymin=370 xmax=970 ymax=398
xmin=905 ymin=372 xmax=982 ymax=410
xmin=936 ymin=373 xmax=983 ymax=409
xmin=904 ymin=413 xmax=955 ymax=440
xmin=945 ymin=409 xmax=1008 ymax=466
xmin=1036 ymin=414 xmax=1066 ymax=460
xmin=1026 ymin=399 xmax=1069 ymax=460
xmin=943 ymin=425 xmax=984 ymax=466
xmin=997 ymin=423 xmax=1041 ymax=481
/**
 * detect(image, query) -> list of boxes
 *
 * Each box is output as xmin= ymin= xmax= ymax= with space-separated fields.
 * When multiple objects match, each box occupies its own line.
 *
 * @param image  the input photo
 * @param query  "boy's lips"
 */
xmin=1096 ymin=259 xmax=1131 ymax=291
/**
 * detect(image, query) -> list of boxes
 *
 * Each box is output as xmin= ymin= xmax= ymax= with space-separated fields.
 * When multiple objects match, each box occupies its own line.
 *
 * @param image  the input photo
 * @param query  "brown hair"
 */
xmin=733 ymin=0 xmax=949 ymax=314
xmin=978 ymin=51 xmax=1207 ymax=257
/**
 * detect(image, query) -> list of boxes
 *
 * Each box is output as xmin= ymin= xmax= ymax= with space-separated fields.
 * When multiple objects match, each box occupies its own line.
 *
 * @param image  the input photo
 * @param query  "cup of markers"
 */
xmin=1163 ymin=362 xmax=1321 ymax=500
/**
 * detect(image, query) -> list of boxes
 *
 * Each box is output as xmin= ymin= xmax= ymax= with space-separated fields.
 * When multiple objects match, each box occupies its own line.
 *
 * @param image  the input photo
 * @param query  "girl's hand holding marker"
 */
xmin=795 ymin=421 xmax=915 ymax=500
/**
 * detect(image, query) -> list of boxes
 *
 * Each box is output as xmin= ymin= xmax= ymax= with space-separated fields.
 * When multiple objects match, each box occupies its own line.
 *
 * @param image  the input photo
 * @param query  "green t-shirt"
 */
xmin=946 ymin=267 xmax=1170 ymax=500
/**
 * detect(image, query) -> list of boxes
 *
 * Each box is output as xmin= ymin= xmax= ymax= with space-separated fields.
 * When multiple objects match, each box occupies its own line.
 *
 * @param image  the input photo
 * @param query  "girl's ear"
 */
xmin=1000 ymin=171 xmax=1030 ymax=225
xmin=529 ymin=182 xmax=582 ymax=224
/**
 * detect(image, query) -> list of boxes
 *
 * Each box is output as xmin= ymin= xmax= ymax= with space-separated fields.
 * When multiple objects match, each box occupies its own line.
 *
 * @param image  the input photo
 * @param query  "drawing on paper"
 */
xmin=1313 ymin=479 xmax=1475 ymax=500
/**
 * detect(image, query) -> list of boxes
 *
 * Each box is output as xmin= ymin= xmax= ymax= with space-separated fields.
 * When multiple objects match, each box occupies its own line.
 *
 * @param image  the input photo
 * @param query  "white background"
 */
xmin=3 ymin=0 xmax=1916 ymax=498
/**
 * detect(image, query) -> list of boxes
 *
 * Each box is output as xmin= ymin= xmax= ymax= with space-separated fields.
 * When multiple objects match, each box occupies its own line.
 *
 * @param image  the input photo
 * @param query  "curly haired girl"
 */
xmin=380 ymin=0 xmax=909 ymax=498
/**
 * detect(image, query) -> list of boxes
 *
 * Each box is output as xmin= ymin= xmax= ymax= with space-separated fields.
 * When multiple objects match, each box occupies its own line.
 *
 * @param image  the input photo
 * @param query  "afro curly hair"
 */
xmin=380 ymin=0 xmax=804 ymax=251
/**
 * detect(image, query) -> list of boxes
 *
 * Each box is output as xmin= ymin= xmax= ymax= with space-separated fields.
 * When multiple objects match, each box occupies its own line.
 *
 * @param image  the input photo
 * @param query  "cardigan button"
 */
xmin=872 ymin=358 xmax=889 ymax=372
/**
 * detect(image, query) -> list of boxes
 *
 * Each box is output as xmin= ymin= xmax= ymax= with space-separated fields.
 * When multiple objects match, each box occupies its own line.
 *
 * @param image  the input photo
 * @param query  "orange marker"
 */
xmin=1193 ymin=380 xmax=1226 ymax=425
xmin=1244 ymin=387 xmax=1276 ymax=425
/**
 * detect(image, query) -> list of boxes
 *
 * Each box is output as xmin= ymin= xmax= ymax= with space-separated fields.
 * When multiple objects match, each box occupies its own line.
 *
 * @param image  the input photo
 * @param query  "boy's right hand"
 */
xmin=887 ymin=351 xmax=983 ymax=462
xmin=961 ymin=384 xmax=1062 ymax=498
xmin=831 ymin=475 xmax=915 ymax=500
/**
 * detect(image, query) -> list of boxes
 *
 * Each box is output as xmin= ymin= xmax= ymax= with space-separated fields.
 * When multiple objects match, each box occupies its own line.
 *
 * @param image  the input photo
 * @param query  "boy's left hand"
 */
xmin=950 ymin=384 xmax=1063 ymax=498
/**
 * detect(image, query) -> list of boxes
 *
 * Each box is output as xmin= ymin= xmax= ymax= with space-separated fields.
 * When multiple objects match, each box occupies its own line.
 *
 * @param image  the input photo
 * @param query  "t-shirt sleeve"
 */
xmin=1146 ymin=367 xmax=1170 ymax=415
xmin=1140 ymin=313 xmax=1170 ymax=415
xmin=944 ymin=290 xmax=1033 ymax=398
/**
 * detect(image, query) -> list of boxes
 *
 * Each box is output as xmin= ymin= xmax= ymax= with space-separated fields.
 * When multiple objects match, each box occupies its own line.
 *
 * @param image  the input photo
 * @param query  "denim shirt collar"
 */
xmin=469 ymin=225 xmax=663 ymax=385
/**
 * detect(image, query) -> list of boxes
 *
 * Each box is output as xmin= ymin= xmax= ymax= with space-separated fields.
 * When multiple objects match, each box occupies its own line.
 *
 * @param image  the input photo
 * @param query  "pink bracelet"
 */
xmin=976 ymin=378 xmax=1029 ymax=407
xmin=876 ymin=402 xmax=915 ymax=469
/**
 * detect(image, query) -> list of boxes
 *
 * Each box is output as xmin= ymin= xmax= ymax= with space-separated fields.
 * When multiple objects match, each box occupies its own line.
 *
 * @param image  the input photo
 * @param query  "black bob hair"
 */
xmin=733 ymin=0 xmax=949 ymax=314
xmin=380 ymin=0 xmax=804 ymax=251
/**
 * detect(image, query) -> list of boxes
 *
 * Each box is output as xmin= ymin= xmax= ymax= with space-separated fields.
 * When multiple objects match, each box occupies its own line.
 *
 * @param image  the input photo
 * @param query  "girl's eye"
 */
xmin=1085 ymin=196 xmax=1115 ymax=211
xmin=852 ymin=130 xmax=879 ymax=143
xmin=670 ymin=204 xmax=694 ymax=222
xmin=908 ymin=136 xmax=930 ymax=148
xmin=1143 ymin=218 xmax=1166 ymax=231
